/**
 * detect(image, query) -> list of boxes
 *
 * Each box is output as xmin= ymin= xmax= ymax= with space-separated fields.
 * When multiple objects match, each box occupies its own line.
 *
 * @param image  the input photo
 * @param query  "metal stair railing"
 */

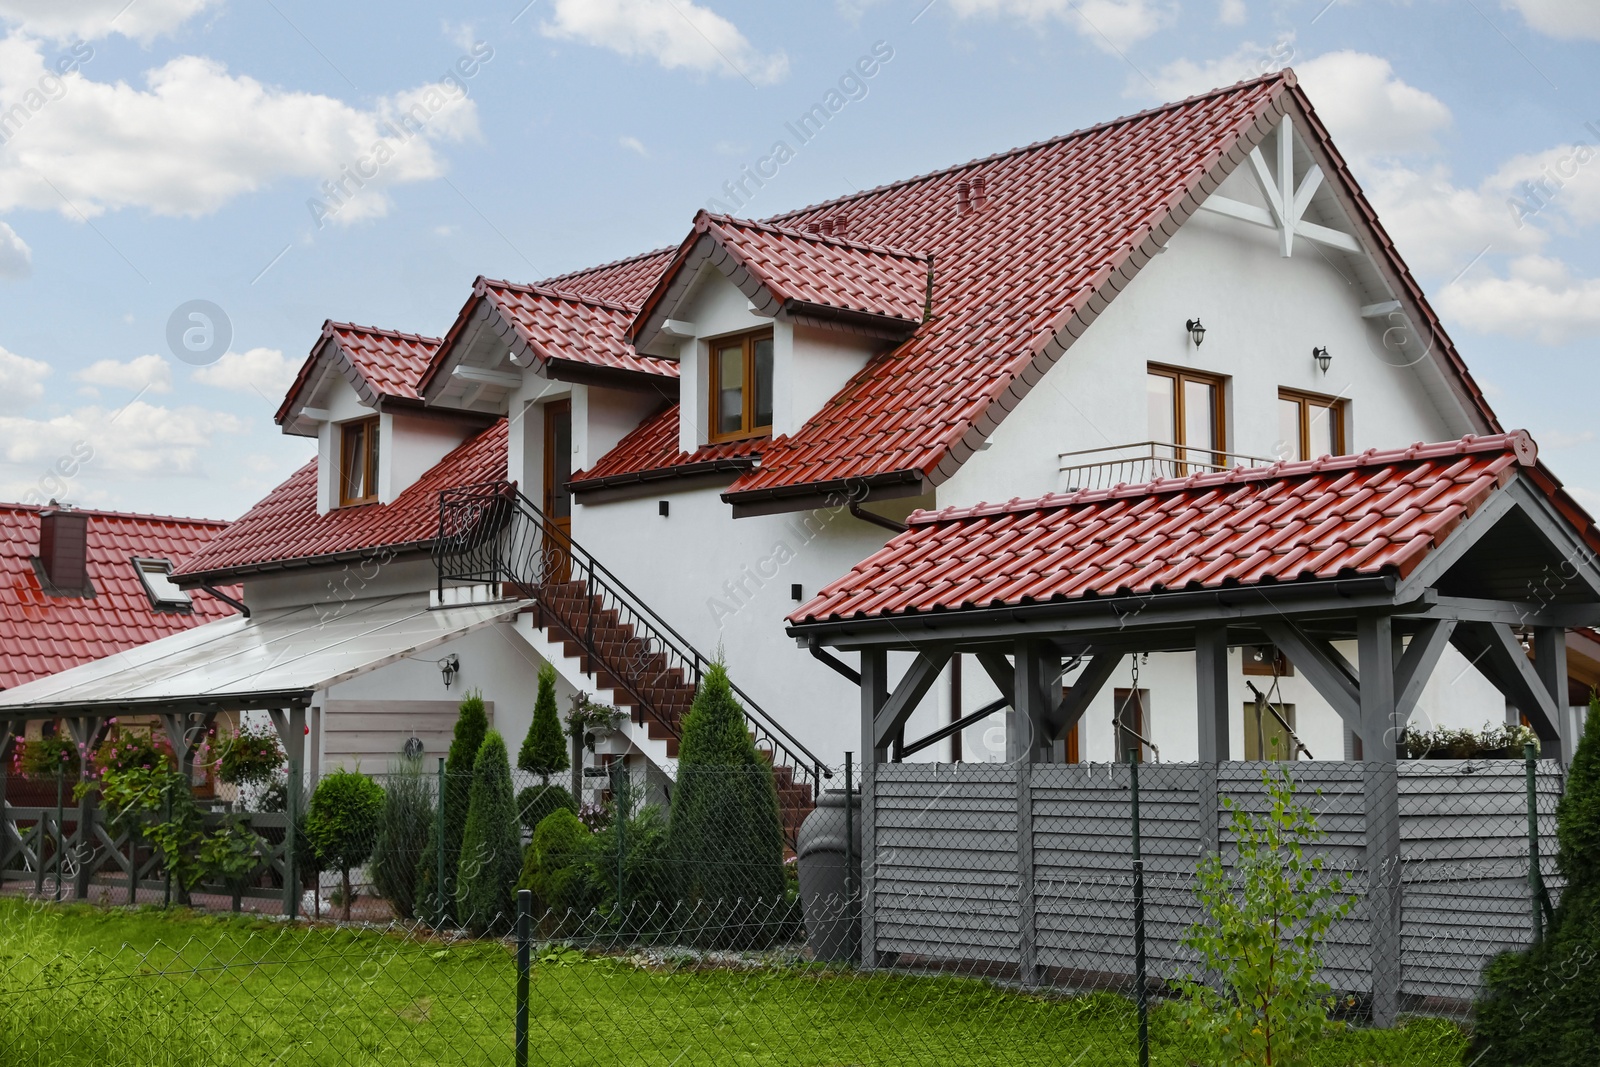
xmin=433 ymin=480 xmax=830 ymax=801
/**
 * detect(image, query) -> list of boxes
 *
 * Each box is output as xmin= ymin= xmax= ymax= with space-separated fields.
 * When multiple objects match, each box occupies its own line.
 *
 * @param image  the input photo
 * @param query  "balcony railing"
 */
xmin=1058 ymin=441 xmax=1279 ymax=492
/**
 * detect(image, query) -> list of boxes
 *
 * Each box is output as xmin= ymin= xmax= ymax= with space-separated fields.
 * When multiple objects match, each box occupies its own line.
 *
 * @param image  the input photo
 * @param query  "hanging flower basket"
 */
xmin=217 ymin=724 xmax=285 ymax=786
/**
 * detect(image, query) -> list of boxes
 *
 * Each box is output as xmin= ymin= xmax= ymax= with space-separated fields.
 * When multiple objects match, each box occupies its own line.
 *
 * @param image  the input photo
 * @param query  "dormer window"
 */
xmin=339 ymin=416 xmax=380 ymax=506
xmin=710 ymin=329 xmax=774 ymax=442
xmin=133 ymin=558 xmax=191 ymax=611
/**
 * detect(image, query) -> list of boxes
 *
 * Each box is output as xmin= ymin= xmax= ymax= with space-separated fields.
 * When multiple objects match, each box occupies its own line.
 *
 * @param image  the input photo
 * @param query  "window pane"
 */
xmin=1183 ymin=379 xmax=1217 ymax=461
xmin=367 ymin=420 xmax=380 ymax=490
xmin=1146 ymin=374 xmax=1175 ymax=446
xmin=753 ymin=338 xmax=774 ymax=429
xmin=1308 ymin=402 xmax=1337 ymax=459
xmin=343 ymin=423 xmax=368 ymax=501
xmin=1279 ymin=398 xmax=1304 ymax=462
xmin=716 ymin=344 xmax=744 ymax=435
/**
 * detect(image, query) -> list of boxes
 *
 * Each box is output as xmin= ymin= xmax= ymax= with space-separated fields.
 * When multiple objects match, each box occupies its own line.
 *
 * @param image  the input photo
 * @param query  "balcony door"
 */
xmin=1147 ymin=366 xmax=1226 ymax=475
xmin=543 ymin=400 xmax=573 ymax=584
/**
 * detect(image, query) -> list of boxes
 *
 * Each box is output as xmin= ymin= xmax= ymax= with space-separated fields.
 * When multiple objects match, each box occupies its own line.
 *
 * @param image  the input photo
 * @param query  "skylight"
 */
xmin=133 ymin=558 xmax=191 ymax=609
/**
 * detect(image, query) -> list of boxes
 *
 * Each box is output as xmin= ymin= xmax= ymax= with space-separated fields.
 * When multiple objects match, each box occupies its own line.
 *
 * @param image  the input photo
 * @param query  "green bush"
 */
xmin=304 ymin=770 xmax=385 ymax=921
xmin=517 ymin=783 xmax=576 ymax=835
xmin=1470 ymin=696 xmax=1600 ymax=1065
xmin=371 ymin=754 xmax=433 ymax=919
xmin=18 ymin=732 xmax=80 ymax=778
xmin=518 ymin=807 xmax=596 ymax=919
xmin=664 ymin=660 xmax=786 ymax=947
xmin=199 ymin=816 xmax=267 ymax=913
xmin=415 ymin=689 xmax=488 ymax=922
xmin=455 ymin=731 xmax=521 ymax=934
xmin=519 ymin=663 xmax=570 ymax=783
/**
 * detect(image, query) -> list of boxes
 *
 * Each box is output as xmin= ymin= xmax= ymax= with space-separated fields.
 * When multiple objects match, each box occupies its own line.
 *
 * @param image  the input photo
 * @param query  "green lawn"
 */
xmin=0 ymin=899 xmax=1467 ymax=1066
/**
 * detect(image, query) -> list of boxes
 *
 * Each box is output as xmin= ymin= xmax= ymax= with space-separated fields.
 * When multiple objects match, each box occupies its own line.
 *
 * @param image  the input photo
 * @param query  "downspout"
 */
xmin=199 ymin=585 xmax=250 ymax=619
xmin=848 ymin=502 xmax=908 ymax=534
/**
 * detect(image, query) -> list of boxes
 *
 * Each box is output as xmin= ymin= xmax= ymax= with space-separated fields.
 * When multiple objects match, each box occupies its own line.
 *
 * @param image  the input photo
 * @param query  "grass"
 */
xmin=0 ymin=898 xmax=1468 ymax=1066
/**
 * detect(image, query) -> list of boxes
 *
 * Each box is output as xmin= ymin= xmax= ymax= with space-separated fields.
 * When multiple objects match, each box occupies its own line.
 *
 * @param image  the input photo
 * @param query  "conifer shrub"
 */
xmin=519 ymin=663 xmax=570 ymax=783
xmin=455 ymin=731 xmax=521 ymax=935
xmin=664 ymin=660 xmax=786 ymax=948
xmin=517 ymin=783 xmax=576 ymax=835
xmin=370 ymin=753 xmax=433 ymax=919
xmin=415 ymin=689 xmax=488 ymax=921
xmin=518 ymin=807 xmax=597 ymax=923
xmin=1470 ymin=697 xmax=1600 ymax=1065
xmin=304 ymin=770 xmax=385 ymax=921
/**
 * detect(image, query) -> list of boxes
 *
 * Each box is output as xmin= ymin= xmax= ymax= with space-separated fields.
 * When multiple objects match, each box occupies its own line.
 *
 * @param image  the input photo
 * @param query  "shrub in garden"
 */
xmin=1173 ymin=766 xmax=1355 ymax=1067
xmin=370 ymin=754 xmax=433 ymax=919
xmin=455 ymin=731 xmax=521 ymax=934
xmin=304 ymin=770 xmax=385 ymax=921
xmin=519 ymin=663 xmax=570 ymax=783
xmin=199 ymin=816 xmax=267 ymax=912
xmin=586 ymin=777 xmax=669 ymax=918
xmin=415 ymin=689 xmax=488 ymax=920
xmin=517 ymin=783 xmax=576 ymax=835
xmin=94 ymin=764 xmax=207 ymax=902
xmin=518 ymin=807 xmax=596 ymax=918
xmin=664 ymin=660 xmax=786 ymax=947
xmin=1470 ymin=695 xmax=1600 ymax=1065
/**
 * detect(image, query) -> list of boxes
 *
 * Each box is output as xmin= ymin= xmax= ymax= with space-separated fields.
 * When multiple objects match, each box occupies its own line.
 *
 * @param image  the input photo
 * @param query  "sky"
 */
xmin=0 ymin=0 xmax=1595 ymax=521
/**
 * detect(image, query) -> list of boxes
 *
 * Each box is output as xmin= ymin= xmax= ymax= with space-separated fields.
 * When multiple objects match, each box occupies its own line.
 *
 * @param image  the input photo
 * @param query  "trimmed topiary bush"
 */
xmin=455 ymin=730 xmax=521 ymax=935
xmin=304 ymin=769 xmax=385 ymax=921
xmin=1470 ymin=695 xmax=1600 ymax=1065
xmin=415 ymin=689 xmax=488 ymax=922
xmin=517 ymin=783 xmax=577 ymax=835
xmin=518 ymin=807 xmax=596 ymax=920
xmin=664 ymin=659 xmax=786 ymax=947
xmin=371 ymin=753 xmax=433 ymax=919
xmin=519 ymin=663 xmax=570 ymax=784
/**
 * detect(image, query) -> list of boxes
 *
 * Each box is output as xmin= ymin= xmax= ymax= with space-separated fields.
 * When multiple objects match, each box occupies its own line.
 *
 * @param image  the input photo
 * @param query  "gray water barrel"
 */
xmin=795 ymin=787 xmax=862 ymax=963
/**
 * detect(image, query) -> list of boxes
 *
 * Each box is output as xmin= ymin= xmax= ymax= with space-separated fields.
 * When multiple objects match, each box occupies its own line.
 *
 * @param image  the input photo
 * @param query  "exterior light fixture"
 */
xmin=438 ymin=653 xmax=460 ymax=689
xmin=1185 ymin=319 xmax=1206 ymax=347
xmin=1313 ymin=346 xmax=1332 ymax=373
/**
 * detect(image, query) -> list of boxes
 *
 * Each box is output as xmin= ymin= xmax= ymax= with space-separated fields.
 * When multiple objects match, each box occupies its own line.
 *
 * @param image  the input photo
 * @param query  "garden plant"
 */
xmin=455 ymin=730 xmax=521 ymax=934
xmin=304 ymin=769 xmax=385 ymax=921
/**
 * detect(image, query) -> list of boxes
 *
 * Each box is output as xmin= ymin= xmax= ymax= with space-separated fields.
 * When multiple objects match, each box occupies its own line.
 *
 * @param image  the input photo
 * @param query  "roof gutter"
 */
xmin=570 ymin=456 xmax=758 ymax=495
xmin=725 ymin=469 xmax=928 ymax=518
xmin=173 ymin=540 xmax=434 ymax=589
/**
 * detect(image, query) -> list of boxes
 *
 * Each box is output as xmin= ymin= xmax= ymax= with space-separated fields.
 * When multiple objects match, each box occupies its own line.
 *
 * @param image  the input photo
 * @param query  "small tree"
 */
xmin=456 ymin=731 xmax=521 ymax=934
xmin=415 ymin=689 xmax=488 ymax=920
xmin=370 ymin=753 xmax=433 ymax=919
xmin=1174 ymin=766 xmax=1355 ymax=1066
xmin=517 ymin=783 xmax=576 ymax=835
xmin=518 ymin=807 xmax=596 ymax=922
xmin=305 ymin=770 xmax=385 ymax=921
xmin=519 ymin=663 xmax=570 ymax=783
xmin=664 ymin=660 xmax=786 ymax=947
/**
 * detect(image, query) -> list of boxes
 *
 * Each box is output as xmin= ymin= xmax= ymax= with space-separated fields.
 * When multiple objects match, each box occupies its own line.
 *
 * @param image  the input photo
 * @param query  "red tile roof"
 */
xmin=0 ymin=505 xmax=236 ymax=688
xmin=790 ymin=432 xmax=1579 ymax=625
xmin=631 ymin=212 xmax=930 ymax=345
xmin=538 ymin=247 xmax=677 ymax=306
xmin=276 ymin=321 xmax=440 ymax=426
xmin=712 ymin=70 xmax=1499 ymax=507
xmin=570 ymin=404 xmax=762 ymax=492
xmin=172 ymin=420 xmax=508 ymax=581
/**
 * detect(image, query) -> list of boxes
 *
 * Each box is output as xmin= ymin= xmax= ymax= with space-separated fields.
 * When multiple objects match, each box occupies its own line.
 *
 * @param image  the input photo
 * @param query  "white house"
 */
xmin=2 ymin=70 xmax=1593 ymax=821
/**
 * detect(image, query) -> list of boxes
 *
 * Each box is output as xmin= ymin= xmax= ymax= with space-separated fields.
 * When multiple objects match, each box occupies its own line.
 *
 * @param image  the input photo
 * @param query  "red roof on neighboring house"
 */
xmin=791 ymin=432 xmax=1580 ymax=625
xmin=631 ymin=213 xmax=930 ymax=346
xmin=276 ymin=321 xmax=440 ymax=426
xmin=570 ymin=404 xmax=762 ymax=492
xmin=0 ymin=505 xmax=236 ymax=689
xmin=173 ymin=420 xmax=507 ymax=581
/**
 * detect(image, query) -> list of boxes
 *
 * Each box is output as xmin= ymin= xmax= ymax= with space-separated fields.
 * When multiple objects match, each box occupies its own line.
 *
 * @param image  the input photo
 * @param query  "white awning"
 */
xmin=0 ymin=594 xmax=526 ymax=718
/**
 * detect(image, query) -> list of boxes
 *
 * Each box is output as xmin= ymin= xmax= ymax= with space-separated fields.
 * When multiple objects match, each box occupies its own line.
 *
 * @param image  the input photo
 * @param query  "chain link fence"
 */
xmin=0 ymin=750 xmax=1547 ymax=1064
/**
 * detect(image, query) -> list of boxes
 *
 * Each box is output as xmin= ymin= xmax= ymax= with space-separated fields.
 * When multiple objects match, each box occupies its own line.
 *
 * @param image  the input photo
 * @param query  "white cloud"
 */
xmin=1142 ymin=39 xmax=1288 ymax=100
xmin=0 ymin=344 xmax=48 ymax=412
xmin=1438 ymin=255 xmax=1600 ymax=345
xmin=542 ymin=0 xmax=789 ymax=85
xmin=0 ymin=37 xmax=478 ymax=222
xmin=1362 ymin=162 xmax=1544 ymax=275
xmin=946 ymin=0 xmax=1177 ymax=51
xmin=191 ymin=347 xmax=299 ymax=397
xmin=0 ymin=219 xmax=29 ymax=279
xmin=1486 ymin=139 xmax=1600 ymax=231
xmin=0 ymin=400 xmax=243 ymax=482
xmin=1219 ymin=0 xmax=1246 ymax=24
xmin=74 ymin=354 xmax=172 ymax=393
xmin=0 ymin=0 xmax=218 ymax=41
xmin=1503 ymin=0 xmax=1600 ymax=41
xmin=1295 ymin=51 xmax=1452 ymax=162
xmin=619 ymin=135 xmax=648 ymax=156
xmin=442 ymin=19 xmax=477 ymax=53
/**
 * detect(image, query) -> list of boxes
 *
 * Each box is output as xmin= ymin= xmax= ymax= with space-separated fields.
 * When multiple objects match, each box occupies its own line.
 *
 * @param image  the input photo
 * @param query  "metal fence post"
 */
xmin=53 ymin=764 xmax=65 ymax=903
xmin=844 ymin=752 xmax=857 ymax=965
xmin=1130 ymin=752 xmax=1148 ymax=1067
xmin=516 ymin=888 xmax=531 ymax=1067
xmin=435 ymin=757 xmax=448 ymax=928
xmin=285 ymin=759 xmax=300 ymax=921
xmin=161 ymin=782 xmax=172 ymax=909
xmin=1525 ymin=741 xmax=1544 ymax=944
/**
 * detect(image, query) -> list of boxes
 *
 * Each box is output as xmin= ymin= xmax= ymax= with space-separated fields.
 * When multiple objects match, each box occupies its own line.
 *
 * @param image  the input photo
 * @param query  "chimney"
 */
xmin=818 ymin=218 xmax=835 ymax=237
xmin=803 ymin=222 xmax=821 ymax=234
xmin=831 ymin=214 xmax=849 ymax=239
xmin=39 ymin=505 xmax=90 ymax=591
xmin=956 ymin=181 xmax=971 ymax=216
xmin=970 ymin=175 xmax=988 ymax=210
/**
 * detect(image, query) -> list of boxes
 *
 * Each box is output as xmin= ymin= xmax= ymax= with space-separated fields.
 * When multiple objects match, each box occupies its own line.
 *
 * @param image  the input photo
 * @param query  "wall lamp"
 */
xmin=438 ymin=653 xmax=460 ymax=689
xmin=1185 ymin=318 xmax=1206 ymax=347
xmin=1313 ymin=346 xmax=1332 ymax=374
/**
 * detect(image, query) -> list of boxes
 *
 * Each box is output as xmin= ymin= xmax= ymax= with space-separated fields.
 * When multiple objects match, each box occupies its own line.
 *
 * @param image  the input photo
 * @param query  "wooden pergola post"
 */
xmin=1194 ymin=625 xmax=1230 ymax=857
xmin=858 ymin=649 xmax=888 ymax=969
xmin=1358 ymin=615 xmax=1403 ymax=1029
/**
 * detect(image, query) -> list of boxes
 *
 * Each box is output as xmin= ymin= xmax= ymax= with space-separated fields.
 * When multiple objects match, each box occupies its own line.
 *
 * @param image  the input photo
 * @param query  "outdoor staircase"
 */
xmin=434 ymin=482 xmax=827 ymax=846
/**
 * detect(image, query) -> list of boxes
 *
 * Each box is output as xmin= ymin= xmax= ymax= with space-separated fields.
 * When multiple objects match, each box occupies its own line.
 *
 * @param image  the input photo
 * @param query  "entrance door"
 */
xmin=543 ymin=400 xmax=573 ymax=583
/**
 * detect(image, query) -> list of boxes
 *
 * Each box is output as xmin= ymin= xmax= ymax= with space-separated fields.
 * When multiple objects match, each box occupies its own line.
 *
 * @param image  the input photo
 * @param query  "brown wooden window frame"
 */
xmin=1278 ymin=387 xmax=1347 ymax=462
xmin=1147 ymin=363 xmax=1228 ymax=463
xmin=338 ymin=416 xmax=380 ymax=507
xmin=707 ymin=328 xmax=775 ymax=444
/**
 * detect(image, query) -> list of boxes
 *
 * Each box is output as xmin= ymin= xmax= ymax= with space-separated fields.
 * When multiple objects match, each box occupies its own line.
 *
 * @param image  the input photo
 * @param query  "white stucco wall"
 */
xmin=380 ymin=412 xmax=474 ymax=505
